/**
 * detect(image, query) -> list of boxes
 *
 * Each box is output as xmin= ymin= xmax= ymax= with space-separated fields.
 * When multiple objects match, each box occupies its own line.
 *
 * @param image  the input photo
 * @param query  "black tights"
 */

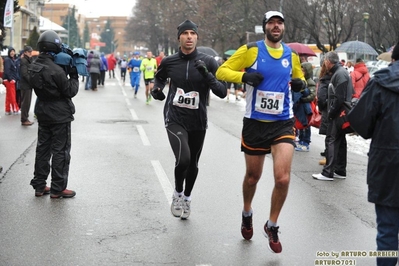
xmin=166 ymin=124 xmax=206 ymax=197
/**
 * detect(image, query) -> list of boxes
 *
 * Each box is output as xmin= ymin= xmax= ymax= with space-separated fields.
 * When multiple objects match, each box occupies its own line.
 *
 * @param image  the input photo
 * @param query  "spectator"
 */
xmin=348 ymin=42 xmax=399 ymax=266
xmin=88 ymin=52 xmax=101 ymax=91
xmin=107 ymin=53 xmax=117 ymax=79
xmin=350 ymin=58 xmax=370 ymax=99
xmin=345 ymin=61 xmax=354 ymax=73
xmin=28 ymin=30 xmax=79 ymax=198
xmin=295 ymin=62 xmax=316 ymax=152
xmin=98 ymin=52 xmax=108 ymax=86
xmin=316 ymin=61 xmax=333 ymax=165
xmin=19 ymin=46 xmax=35 ymax=125
xmin=3 ymin=47 xmax=20 ymax=115
xmin=312 ymin=52 xmax=354 ymax=181
xmin=155 ymin=51 xmax=165 ymax=67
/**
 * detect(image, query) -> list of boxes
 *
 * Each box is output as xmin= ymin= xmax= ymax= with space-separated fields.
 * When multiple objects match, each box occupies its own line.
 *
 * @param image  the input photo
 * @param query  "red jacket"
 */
xmin=350 ymin=62 xmax=370 ymax=98
xmin=107 ymin=54 xmax=117 ymax=70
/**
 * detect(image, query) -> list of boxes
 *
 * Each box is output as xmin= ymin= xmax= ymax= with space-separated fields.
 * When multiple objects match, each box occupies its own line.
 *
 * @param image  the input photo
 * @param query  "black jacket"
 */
xmin=317 ymin=73 xmax=331 ymax=135
xmin=30 ymin=53 xmax=79 ymax=124
xmin=19 ymin=55 xmax=32 ymax=90
xmin=154 ymin=48 xmax=227 ymax=131
xmin=327 ymin=63 xmax=353 ymax=120
xmin=348 ymin=61 xmax=399 ymax=207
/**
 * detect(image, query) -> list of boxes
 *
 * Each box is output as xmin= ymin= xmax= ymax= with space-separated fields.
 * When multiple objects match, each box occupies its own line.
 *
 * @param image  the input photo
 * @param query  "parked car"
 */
xmin=368 ymin=60 xmax=389 ymax=77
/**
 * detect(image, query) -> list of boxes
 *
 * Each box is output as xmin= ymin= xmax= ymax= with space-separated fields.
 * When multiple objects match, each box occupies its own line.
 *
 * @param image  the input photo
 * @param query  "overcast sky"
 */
xmin=50 ymin=0 xmax=134 ymax=17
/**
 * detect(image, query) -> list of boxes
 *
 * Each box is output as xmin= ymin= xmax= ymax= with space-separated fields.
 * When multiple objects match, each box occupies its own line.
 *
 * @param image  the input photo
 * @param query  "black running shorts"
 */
xmin=241 ymin=117 xmax=296 ymax=155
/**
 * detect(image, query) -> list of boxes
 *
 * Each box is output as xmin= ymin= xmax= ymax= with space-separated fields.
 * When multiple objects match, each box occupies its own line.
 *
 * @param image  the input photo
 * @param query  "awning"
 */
xmin=39 ymin=16 xmax=67 ymax=33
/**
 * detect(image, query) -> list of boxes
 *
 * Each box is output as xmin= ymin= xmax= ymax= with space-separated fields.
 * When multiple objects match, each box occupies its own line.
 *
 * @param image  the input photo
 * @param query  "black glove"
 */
xmin=151 ymin=87 xmax=166 ymax=101
xmin=242 ymin=72 xmax=264 ymax=87
xmin=69 ymin=66 xmax=78 ymax=79
xmin=194 ymin=60 xmax=209 ymax=78
xmin=291 ymin=78 xmax=305 ymax=92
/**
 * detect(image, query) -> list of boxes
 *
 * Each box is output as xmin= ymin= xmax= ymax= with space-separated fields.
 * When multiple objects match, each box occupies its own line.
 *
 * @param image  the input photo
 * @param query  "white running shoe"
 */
xmin=181 ymin=199 xmax=191 ymax=219
xmin=171 ymin=194 xmax=183 ymax=217
xmin=312 ymin=173 xmax=334 ymax=181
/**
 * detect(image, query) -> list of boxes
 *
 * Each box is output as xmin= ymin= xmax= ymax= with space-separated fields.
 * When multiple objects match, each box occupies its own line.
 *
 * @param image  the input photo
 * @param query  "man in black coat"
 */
xmin=19 ymin=46 xmax=34 ymax=125
xmin=312 ymin=51 xmax=353 ymax=181
xmin=28 ymin=30 xmax=79 ymax=198
xmin=348 ymin=43 xmax=399 ymax=266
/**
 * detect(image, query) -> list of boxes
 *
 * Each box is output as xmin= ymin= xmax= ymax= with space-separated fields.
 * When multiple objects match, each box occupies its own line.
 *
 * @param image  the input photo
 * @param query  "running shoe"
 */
xmin=295 ymin=143 xmax=309 ymax=152
xmin=171 ymin=194 xmax=183 ymax=217
xmin=263 ymin=221 xmax=282 ymax=253
xmin=181 ymin=199 xmax=191 ymax=219
xmin=241 ymin=214 xmax=253 ymax=240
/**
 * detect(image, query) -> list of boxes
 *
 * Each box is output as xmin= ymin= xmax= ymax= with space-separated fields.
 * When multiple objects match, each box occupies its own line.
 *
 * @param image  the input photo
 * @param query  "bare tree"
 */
xmin=124 ymin=0 xmax=399 ymax=57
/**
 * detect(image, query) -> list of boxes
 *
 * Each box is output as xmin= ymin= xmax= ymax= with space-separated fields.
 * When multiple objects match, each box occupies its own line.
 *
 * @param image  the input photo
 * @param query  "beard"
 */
xmin=266 ymin=28 xmax=284 ymax=43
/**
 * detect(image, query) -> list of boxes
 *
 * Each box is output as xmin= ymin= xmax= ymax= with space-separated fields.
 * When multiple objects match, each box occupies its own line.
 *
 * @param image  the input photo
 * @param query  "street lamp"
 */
xmin=363 ymin=12 xmax=369 ymax=43
xmin=67 ymin=7 xmax=70 ymax=46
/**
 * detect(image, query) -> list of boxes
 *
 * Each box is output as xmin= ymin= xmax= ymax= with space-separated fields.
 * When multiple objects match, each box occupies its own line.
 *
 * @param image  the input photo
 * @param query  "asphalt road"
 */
xmin=0 ymin=70 xmax=380 ymax=266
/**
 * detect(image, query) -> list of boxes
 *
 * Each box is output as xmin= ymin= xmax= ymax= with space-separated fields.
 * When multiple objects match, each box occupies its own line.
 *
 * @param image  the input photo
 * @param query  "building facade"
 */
xmin=2 ymin=1 xmax=132 ymax=56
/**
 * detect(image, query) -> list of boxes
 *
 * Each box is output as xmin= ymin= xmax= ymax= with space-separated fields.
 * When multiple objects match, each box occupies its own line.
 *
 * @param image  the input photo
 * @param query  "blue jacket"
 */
xmin=100 ymin=55 xmax=108 ymax=71
xmin=293 ymin=88 xmax=312 ymax=127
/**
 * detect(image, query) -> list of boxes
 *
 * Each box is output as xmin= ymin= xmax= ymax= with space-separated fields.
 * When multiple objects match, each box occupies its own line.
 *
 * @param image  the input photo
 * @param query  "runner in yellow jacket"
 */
xmin=140 ymin=51 xmax=157 ymax=104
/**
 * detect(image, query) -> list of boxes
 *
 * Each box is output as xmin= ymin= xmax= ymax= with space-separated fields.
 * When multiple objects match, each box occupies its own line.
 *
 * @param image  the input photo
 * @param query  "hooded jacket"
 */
xmin=88 ymin=53 xmax=101 ymax=74
xmin=348 ymin=61 xmax=399 ymax=207
xmin=3 ymin=47 xmax=18 ymax=81
xmin=350 ymin=62 xmax=370 ymax=98
xmin=300 ymin=62 xmax=316 ymax=103
xmin=107 ymin=54 xmax=117 ymax=70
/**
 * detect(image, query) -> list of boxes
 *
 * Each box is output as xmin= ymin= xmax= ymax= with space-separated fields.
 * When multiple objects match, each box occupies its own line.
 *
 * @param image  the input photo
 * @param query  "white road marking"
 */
xmin=151 ymin=160 xmax=173 ymax=205
xmin=136 ymin=125 xmax=150 ymax=146
xmin=129 ymin=109 xmax=138 ymax=120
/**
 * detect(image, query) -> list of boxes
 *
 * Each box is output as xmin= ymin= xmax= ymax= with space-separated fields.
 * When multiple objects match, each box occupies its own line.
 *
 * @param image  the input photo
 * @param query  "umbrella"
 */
xmin=377 ymin=52 xmax=392 ymax=62
xmin=334 ymin=41 xmax=378 ymax=56
xmin=197 ymin=46 xmax=219 ymax=57
xmin=286 ymin=43 xmax=316 ymax=57
xmin=224 ymin=49 xmax=237 ymax=56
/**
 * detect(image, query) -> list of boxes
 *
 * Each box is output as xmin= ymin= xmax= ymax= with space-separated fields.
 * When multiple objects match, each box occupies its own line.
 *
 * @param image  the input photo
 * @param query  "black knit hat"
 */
xmin=177 ymin=20 xmax=198 ymax=39
xmin=391 ymin=42 xmax=399 ymax=60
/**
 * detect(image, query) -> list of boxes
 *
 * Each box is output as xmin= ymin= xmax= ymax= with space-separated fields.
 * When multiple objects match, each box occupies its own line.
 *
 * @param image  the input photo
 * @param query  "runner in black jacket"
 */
xmin=151 ymin=20 xmax=227 ymax=219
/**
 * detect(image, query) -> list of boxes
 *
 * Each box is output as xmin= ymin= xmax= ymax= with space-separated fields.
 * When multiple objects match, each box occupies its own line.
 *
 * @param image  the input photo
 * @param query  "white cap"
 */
xmin=264 ymin=11 xmax=284 ymax=23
